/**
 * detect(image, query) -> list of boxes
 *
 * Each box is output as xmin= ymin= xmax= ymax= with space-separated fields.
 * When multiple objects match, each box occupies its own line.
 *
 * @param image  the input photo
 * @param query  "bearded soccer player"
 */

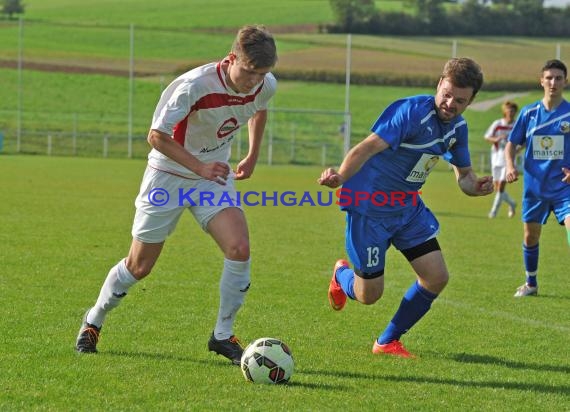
xmin=319 ymin=58 xmax=493 ymax=358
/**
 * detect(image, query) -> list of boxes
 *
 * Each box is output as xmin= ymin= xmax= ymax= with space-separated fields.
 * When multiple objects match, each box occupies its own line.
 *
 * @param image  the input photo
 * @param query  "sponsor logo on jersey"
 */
xmin=540 ymin=136 xmax=553 ymax=150
xmin=217 ymin=117 xmax=239 ymax=139
xmin=406 ymin=154 xmax=440 ymax=183
xmin=199 ymin=135 xmax=235 ymax=154
xmin=532 ymin=135 xmax=564 ymax=160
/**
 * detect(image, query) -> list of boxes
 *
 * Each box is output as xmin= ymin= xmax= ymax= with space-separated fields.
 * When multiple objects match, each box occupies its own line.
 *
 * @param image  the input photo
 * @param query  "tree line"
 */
xmin=1 ymin=0 xmax=23 ymax=19
xmin=327 ymin=0 xmax=570 ymax=36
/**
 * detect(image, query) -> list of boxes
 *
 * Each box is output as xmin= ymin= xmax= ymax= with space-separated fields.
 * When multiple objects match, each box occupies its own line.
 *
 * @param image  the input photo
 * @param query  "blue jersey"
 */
xmin=341 ymin=95 xmax=471 ymax=217
xmin=508 ymin=99 xmax=570 ymax=200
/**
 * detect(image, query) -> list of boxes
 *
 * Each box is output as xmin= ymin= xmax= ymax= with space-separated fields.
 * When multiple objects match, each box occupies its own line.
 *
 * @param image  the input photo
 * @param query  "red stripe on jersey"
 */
xmin=492 ymin=124 xmax=512 ymax=149
xmin=190 ymin=84 xmax=264 ymax=113
xmin=172 ymin=114 xmax=189 ymax=146
xmin=216 ymin=60 xmax=228 ymax=88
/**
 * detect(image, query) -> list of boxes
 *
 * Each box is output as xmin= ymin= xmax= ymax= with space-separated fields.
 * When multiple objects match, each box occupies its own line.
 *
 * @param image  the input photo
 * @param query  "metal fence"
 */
xmin=0 ymin=125 xmax=521 ymax=174
xmin=0 ymin=107 xmax=351 ymax=167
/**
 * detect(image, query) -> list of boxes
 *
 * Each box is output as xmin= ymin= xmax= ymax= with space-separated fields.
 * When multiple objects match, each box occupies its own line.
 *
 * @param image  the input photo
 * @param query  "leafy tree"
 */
xmin=512 ymin=0 xmax=544 ymax=35
xmin=2 ymin=0 xmax=25 ymax=19
xmin=404 ymin=0 xmax=448 ymax=33
xmin=329 ymin=0 xmax=377 ymax=32
xmin=512 ymin=0 xmax=544 ymax=15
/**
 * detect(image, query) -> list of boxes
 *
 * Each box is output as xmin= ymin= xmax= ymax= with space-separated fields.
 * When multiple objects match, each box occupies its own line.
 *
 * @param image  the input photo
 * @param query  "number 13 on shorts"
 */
xmin=367 ymin=246 xmax=380 ymax=268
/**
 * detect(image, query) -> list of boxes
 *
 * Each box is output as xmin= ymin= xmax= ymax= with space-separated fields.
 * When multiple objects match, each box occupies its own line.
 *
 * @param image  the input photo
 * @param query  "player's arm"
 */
xmin=484 ymin=132 xmax=501 ymax=144
xmin=562 ymin=167 xmax=570 ymax=183
xmin=484 ymin=121 xmax=500 ymax=144
xmin=318 ymin=133 xmax=389 ymax=188
xmin=234 ymin=110 xmax=267 ymax=180
xmin=504 ymin=141 xmax=518 ymax=183
xmin=147 ymin=129 xmax=230 ymax=184
xmin=453 ymin=165 xmax=493 ymax=196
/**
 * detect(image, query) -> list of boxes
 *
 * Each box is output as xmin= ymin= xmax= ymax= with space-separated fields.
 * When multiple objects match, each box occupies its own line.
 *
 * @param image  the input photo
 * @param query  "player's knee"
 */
xmin=524 ymin=235 xmax=540 ymax=247
xmin=424 ymin=271 xmax=449 ymax=294
xmin=438 ymin=275 xmax=449 ymax=291
xmin=523 ymin=229 xmax=540 ymax=246
xmin=356 ymin=284 xmax=384 ymax=304
xmin=224 ymin=240 xmax=250 ymax=261
xmin=360 ymin=290 xmax=383 ymax=305
xmin=354 ymin=269 xmax=384 ymax=304
xmin=126 ymin=260 xmax=152 ymax=279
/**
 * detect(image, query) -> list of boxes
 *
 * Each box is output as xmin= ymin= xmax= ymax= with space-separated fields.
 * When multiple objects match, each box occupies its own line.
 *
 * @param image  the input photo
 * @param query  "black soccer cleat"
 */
xmin=75 ymin=309 xmax=101 ymax=353
xmin=208 ymin=333 xmax=243 ymax=365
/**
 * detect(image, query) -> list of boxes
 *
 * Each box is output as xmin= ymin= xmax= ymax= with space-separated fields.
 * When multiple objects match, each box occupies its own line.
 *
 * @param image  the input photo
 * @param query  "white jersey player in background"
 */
xmin=484 ymin=100 xmax=518 ymax=218
xmin=76 ymin=25 xmax=278 ymax=365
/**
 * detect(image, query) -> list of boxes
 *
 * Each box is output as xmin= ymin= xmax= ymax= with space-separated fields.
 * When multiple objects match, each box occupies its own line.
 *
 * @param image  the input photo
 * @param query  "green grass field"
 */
xmin=1 ymin=155 xmax=568 ymax=411
xmin=0 ymin=63 xmax=544 ymax=166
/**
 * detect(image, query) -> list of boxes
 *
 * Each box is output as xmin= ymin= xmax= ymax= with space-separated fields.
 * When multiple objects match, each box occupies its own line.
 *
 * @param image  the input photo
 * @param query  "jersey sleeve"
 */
xmin=508 ymin=110 xmax=527 ymax=146
xmin=484 ymin=119 xmax=499 ymax=139
xmin=256 ymin=73 xmax=277 ymax=110
xmin=445 ymin=121 xmax=471 ymax=168
xmin=370 ymin=98 xmax=412 ymax=149
xmin=151 ymin=80 xmax=193 ymax=136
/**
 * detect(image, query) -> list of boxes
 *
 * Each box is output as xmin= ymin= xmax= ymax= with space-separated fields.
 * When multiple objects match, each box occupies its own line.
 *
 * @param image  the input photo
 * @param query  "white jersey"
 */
xmin=148 ymin=60 xmax=277 ymax=178
xmin=484 ymin=118 xmax=513 ymax=167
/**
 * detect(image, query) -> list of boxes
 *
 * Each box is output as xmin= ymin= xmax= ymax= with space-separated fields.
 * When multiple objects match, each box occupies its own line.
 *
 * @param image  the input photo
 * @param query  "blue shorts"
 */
xmin=522 ymin=197 xmax=570 ymax=225
xmin=345 ymin=205 xmax=440 ymax=274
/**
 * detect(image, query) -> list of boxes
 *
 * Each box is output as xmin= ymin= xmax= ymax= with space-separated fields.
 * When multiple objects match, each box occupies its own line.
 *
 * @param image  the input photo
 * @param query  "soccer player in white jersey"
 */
xmin=76 ymin=25 xmax=278 ymax=364
xmin=484 ymin=101 xmax=518 ymax=218
xmin=319 ymin=58 xmax=493 ymax=358
xmin=505 ymin=59 xmax=570 ymax=298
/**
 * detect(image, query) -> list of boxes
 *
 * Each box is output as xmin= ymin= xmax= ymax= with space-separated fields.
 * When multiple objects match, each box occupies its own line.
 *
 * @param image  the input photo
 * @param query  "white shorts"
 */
xmin=492 ymin=165 xmax=506 ymax=182
xmin=132 ymin=166 xmax=243 ymax=243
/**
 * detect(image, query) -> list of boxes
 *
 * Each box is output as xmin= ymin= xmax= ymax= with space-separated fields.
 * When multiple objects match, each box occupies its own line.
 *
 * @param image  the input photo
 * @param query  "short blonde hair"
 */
xmin=231 ymin=25 xmax=277 ymax=69
xmin=502 ymin=100 xmax=518 ymax=115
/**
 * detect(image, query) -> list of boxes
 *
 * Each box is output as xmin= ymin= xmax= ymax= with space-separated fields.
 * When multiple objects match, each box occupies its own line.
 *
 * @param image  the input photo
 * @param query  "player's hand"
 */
xmin=199 ymin=161 xmax=231 ymax=185
xmin=318 ymin=168 xmax=344 ymax=188
xmin=562 ymin=167 xmax=570 ymax=184
xmin=234 ymin=156 xmax=255 ymax=181
xmin=505 ymin=166 xmax=518 ymax=183
xmin=476 ymin=175 xmax=494 ymax=195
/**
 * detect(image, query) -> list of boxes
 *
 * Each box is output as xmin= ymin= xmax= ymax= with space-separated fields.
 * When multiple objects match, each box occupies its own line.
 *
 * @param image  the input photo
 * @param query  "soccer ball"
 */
xmin=240 ymin=337 xmax=294 ymax=384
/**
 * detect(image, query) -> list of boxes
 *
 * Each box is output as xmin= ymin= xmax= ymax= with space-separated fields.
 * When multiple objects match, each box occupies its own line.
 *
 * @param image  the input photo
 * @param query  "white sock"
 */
xmin=214 ymin=258 xmax=251 ymax=340
xmin=87 ymin=258 xmax=137 ymax=328
xmin=490 ymin=192 xmax=502 ymax=214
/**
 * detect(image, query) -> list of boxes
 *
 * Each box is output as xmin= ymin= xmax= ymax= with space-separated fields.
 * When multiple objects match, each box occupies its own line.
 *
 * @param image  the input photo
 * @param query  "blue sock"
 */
xmin=336 ymin=266 xmax=356 ymax=300
xmin=378 ymin=281 xmax=438 ymax=345
xmin=523 ymin=243 xmax=539 ymax=287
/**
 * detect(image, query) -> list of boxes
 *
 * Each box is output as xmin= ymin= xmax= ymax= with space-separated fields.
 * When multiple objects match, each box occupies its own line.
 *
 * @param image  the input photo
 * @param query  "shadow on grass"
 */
xmin=103 ymin=350 xmax=345 ymax=390
xmin=522 ymin=293 xmax=570 ymax=301
xmin=450 ymin=352 xmax=570 ymax=374
xmin=297 ymin=367 xmax=570 ymax=395
xmin=99 ymin=350 xmax=569 ymax=393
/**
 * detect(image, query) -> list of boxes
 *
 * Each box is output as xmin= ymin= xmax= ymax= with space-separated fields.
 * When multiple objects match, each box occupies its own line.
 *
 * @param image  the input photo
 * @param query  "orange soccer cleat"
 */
xmin=372 ymin=340 xmax=415 ymax=358
xmin=328 ymin=259 xmax=350 ymax=311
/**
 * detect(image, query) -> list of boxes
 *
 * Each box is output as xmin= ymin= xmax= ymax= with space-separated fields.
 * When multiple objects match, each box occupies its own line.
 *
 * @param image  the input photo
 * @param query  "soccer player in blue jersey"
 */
xmin=505 ymin=59 xmax=570 ymax=298
xmin=318 ymin=58 xmax=494 ymax=358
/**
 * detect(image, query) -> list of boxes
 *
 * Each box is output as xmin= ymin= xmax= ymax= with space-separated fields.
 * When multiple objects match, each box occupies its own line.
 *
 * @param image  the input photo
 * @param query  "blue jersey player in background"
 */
xmin=318 ymin=58 xmax=493 ymax=358
xmin=505 ymin=59 xmax=570 ymax=298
